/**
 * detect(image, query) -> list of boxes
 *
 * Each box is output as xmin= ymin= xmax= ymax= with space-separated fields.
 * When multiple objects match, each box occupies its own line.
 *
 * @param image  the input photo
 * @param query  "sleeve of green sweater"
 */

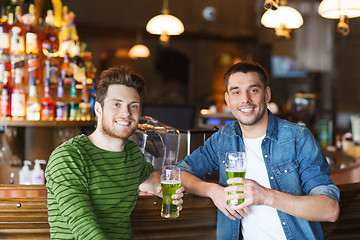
xmin=45 ymin=144 xmax=108 ymax=240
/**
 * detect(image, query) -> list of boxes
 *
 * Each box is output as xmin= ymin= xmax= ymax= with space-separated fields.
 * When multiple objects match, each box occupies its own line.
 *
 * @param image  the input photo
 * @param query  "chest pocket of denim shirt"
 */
xmin=272 ymin=159 xmax=301 ymax=195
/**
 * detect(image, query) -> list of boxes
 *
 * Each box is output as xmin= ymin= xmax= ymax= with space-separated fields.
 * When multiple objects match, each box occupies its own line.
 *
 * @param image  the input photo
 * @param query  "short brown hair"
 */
xmin=95 ymin=66 xmax=146 ymax=106
xmin=224 ymin=61 xmax=269 ymax=91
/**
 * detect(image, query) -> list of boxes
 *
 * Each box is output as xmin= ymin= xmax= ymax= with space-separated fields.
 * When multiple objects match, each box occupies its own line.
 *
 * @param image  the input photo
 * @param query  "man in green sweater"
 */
xmin=45 ymin=66 xmax=184 ymax=239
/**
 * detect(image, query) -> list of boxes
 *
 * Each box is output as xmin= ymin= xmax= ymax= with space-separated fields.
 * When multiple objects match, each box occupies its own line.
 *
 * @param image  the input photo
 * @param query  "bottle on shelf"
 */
xmin=23 ymin=1 xmax=42 ymax=85
xmin=0 ymin=54 xmax=10 ymax=86
xmin=89 ymin=78 xmax=96 ymax=119
xmin=0 ymin=6 xmax=11 ymax=55
xmin=55 ymin=77 xmax=67 ymax=121
xmin=31 ymin=159 xmax=46 ymax=185
xmin=68 ymin=77 xmax=79 ymax=121
xmin=11 ymin=67 xmax=26 ymax=119
xmin=41 ymin=9 xmax=59 ymax=56
xmin=43 ymin=50 xmax=59 ymax=85
xmin=60 ymin=51 xmax=72 ymax=84
xmin=0 ymin=63 xmax=12 ymax=119
xmin=71 ymin=42 xmax=85 ymax=83
xmin=26 ymin=76 xmax=40 ymax=120
xmin=19 ymin=160 xmax=32 ymax=185
xmin=23 ymin=1 xmax=38 ymax=54
xmin=40 ymin=77 xmax=55 ymax=120
xmin=59 ymin=5 xmax=72 ymax=55
xmin=79 ymin=76 xmax=91 ymax=121
xmin=5 ymin=0 xmax=19 ymax=24
xmin=9 ymin=5 xmax=25 ymax=56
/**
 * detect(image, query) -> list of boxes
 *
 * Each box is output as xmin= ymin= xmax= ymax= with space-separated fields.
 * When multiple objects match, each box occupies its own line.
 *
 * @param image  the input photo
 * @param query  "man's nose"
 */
xmin=119 ymin=106 xmax=131 ymax=117
xmin=240 ymin=92 xmax=251 ymax=104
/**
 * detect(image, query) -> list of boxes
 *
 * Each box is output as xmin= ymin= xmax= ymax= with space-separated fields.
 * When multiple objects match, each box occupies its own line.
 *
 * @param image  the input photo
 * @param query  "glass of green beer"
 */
xmin=225 ymin=152 xmax=247 ymax=206
xmin=160 ymin=165 xmax=181 ymax=218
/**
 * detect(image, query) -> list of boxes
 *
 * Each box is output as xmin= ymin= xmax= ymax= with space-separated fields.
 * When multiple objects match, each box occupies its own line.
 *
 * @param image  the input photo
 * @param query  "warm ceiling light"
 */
xmin=318 ymin=0 xmax=360 ymax=36
xmin=129 ymin=44 xmax=150 ymax=59
xmin=146 ymin=0 xmax=184 ymax=46
xmin=261 ymin=5 xmax=303 ymax=39
xmin=129 ymin=32 xmax=150 ymax=59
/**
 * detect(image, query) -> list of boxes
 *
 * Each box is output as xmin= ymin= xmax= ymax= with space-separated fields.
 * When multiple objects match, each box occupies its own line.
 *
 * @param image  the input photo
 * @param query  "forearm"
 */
xmin=265 ymin=188 xmax=340 ymax=222
xmin=181 ymin=171 xmax=221 ymax=198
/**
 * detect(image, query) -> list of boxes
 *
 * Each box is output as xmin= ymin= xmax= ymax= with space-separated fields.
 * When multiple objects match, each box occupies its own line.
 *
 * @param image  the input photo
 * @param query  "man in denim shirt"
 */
xmin=177 ymin=62 xmax=340 ymax=239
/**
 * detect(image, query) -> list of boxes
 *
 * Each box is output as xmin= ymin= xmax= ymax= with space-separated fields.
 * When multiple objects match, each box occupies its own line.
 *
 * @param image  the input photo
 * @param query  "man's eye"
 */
xmin=130 ymin=105 xmax=139 ymax=110
xmin=232 ymin=91 xmax=240 ymax=95
xmin=114 ymin=103 xmax=120 ymax=107
xmin=250 ymin=89 xmax=258 ymax=93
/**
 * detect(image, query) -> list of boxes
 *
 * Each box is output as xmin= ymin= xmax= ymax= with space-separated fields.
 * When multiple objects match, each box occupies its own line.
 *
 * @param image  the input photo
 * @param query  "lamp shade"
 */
xmin=128 ymin=44 xmax=150 ymax=59
xmin=261 ymin=6 xmax=304 ymax=29
xmin=146 ymin=14 xmax=184 ymax=35
xmin=318 ymin=0 xmax=360 ymax=19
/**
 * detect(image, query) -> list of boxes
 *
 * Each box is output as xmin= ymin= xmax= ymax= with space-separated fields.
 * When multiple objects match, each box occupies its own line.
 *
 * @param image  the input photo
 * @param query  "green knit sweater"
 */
xmin=45 ymin=134 xmax=154 ymax=239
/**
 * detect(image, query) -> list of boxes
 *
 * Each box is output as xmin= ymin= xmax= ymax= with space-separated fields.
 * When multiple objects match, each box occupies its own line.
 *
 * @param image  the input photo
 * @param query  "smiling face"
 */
xmin=225 ymin=71 xmax=271 ymax=134
xmin=96 ymin=84 xmax=141 ymax=141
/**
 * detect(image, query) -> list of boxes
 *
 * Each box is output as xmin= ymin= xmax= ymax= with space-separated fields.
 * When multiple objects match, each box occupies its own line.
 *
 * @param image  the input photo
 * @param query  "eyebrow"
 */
xmin=109 ymin=98 xmax=140 ymax=105
xmin=229 ymin=83 xmax=262 ymax=91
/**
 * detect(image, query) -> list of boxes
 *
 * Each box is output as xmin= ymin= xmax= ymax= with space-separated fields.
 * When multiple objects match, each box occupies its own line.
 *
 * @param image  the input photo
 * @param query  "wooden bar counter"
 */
xmin=0 ymin=153 xmax=360 ymax=239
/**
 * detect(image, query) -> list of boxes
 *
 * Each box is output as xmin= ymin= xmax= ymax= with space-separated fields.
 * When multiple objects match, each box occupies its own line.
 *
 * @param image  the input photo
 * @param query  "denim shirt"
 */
xmin=177 ymin=111 xmax=340 ymax=240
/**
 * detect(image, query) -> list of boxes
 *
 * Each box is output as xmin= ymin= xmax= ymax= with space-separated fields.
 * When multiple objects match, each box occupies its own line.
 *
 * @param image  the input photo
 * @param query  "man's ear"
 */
xmin=225 ymin=92 xmax=230 ymax=107
xmin=265 ymin=86 xmax=271 ymax=103
xmin=94 ymin=102 xmax=102 ymax=118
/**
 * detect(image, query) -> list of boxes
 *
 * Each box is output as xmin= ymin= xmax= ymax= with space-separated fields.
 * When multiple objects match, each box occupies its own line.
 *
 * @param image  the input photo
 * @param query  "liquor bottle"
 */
xmin=0 ymin=55 xmax=10 ymax=86
xmin=71 ymin=43 xmax=85 ymax=83
xmin=79 ymin=76 xmax=91 ymax=121
xmin=43 ymin=51 xmax=59 ymax=85
xmin=60 ymin=51 xmax=72 ymax=84
xmin=0 ymin=64 xmax=12 ymax=119
xmin=5 ymin=0 xmax=19 ymax=21
xmin=59 ymin=5 xmax=71 ymax=55
xmin=68 ymin=78 xmax=79 ymax=121
xmin=9 ymin=5 xmax=25 ymax=56
xmin=89 ymin=78 xmax=96 ymax=119
xmin=26 ymin=76 xmax=40 ymax=120
xmin=23 ymin=2 xmax=42 ymax=85
xmin=23 ymin=2 xmax=39 ymax=55
xmin=11 ymin=68 xmax=26 ymax=119
xmin=0 ymin=6 xmax=11 ymax=55
xmin=41 ymin=9 xmax=59 ymax=56
xmin=55 ymin=77 xmax=67 ymax=121
xmin=40 ymin=77 xmax=55 ymax=120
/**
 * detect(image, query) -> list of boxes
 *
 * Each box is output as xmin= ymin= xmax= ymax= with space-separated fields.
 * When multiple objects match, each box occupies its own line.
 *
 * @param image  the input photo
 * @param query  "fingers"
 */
xmin=227 ymin=177 xmax=245 ymax=185
xmin=175 ymin=186 xmax=185 ymax=194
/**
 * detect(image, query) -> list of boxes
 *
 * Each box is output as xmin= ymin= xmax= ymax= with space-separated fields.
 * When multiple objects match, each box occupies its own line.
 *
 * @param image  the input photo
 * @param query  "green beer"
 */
xmin=226 ymin=169 xmax=246 ymax=206
xmin=161 ymin=180 xmax=181 ymax=218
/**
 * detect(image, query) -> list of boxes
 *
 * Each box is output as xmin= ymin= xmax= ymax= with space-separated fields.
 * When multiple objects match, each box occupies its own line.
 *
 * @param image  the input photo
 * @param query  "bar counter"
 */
xmin=0 ymin=157 xmax=360 ymax=240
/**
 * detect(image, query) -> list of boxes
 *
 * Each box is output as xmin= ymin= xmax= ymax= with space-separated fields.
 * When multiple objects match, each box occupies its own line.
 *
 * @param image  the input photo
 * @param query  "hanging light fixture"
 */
xmin=146 ymin=0 xmax=184 ymax=46
xmin=318 ymin=0 xmax=360 ymax=36
xmin=261 ymin=1 xmax=303 ymax=39
xmin=128 ymin=32 xmax=150 ymax=59
xmin=264 ymin=0 xmax=279 ymax=10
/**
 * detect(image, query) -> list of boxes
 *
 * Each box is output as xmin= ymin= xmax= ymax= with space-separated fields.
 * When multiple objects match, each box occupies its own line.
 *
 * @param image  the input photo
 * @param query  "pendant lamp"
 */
xmin=261 ymin=3 xmax=303 ymax=39
xmin=129 ymin=32 xmax=150 ymax=59
xmin=318 ymin=0 xmax=360 ymax=36
xmin=146 ymin=0 xmax=184 ymax=46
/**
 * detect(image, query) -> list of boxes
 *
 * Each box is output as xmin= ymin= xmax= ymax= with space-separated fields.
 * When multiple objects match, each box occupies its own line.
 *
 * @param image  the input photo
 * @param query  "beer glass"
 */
xmin=225 ymin=152 xmax=247 ymax=206
xmin=160 ymin=165 xmax=181 ymax=218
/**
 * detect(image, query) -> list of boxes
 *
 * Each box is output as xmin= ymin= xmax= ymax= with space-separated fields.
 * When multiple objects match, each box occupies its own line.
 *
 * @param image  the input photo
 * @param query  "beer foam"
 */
xmin=226 ymin=168 xmax=246 ymax=172
xmin=161 ymin=180 xmax=181 ymax=184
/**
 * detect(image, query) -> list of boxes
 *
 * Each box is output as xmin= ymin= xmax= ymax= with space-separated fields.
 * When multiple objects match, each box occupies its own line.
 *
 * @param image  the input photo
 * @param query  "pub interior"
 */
xmin=0 ymin=0 xmax=360 ymax=239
